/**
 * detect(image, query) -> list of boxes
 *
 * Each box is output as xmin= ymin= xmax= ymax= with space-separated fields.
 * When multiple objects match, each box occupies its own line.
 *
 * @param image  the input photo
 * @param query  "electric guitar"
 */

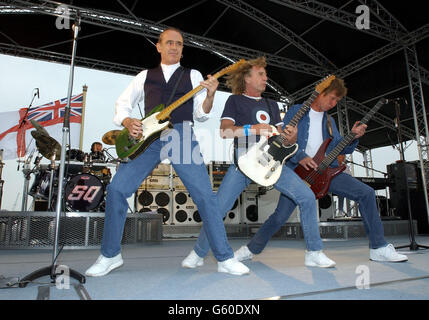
xmin=237 ymin=75 xmax=336 ymax=187
xmin=294 ymin=98 xmax=388 ymax=199
xmin=115 ymin=59 xmax=246 ymax=160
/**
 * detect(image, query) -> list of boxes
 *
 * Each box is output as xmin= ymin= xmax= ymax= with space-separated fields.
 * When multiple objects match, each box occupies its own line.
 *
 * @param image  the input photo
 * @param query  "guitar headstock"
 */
xmin=213 ymin=59 xmax=247 ymax=78
xmin=315 ymin=75 xmax=336 ymax=93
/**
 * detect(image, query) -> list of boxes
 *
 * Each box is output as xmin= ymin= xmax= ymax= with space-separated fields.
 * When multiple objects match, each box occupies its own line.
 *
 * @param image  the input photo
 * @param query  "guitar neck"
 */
xmin=275 ymin=90 xmax=318 ymax=145
xmin=288 ymin=91 xmax=319 ymax=127
xmin=156 ymin=85 xmax=204 ymax=121
xmin=319 ymin=98 xmax=387 ymax=170
xmin=156 ymin=60 xmax=245 ymax=121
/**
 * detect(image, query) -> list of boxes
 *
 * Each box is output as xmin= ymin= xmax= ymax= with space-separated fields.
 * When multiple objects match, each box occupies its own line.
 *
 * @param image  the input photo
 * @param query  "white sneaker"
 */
xmin=370 ymin=244 xmax=408 ymax=262
xmin=234 ymin=246 xmax=254 ymax=262
xmin=218 ymin=257 xmax=250 ymax=276
xmin=181 ymin=250 xmax=204 ymax=268
xmin=85 ymin=253 xmax=123 ymax=277
xmin=305 ymin=250 xmax=336 ymax=268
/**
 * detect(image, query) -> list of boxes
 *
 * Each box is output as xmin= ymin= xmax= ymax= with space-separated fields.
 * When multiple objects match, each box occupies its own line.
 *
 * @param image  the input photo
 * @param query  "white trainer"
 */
xmin=305 ymin=250 xmax=336 ymax=268
xmin=218 ymin=257 xmax=250 ymax=276
xmin=181 ymin=250 xmax=204 ymax=268
xmin=370 ymin=244 xmax=408 ymax=262
xmin=234 ymin=245 xmax=254 ymax=262
xmin=85 ymin=253 xmax=123 ymax=277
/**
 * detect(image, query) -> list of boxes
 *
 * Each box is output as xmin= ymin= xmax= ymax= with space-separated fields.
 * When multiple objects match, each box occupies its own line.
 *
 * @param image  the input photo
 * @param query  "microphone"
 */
xmin=36 ymin=88 xmax=39 ymax=99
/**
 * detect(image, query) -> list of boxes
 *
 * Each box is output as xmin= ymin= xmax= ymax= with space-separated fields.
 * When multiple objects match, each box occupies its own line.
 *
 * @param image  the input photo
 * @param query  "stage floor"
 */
xmin=1 ymin=235 xmax=429 ymax=300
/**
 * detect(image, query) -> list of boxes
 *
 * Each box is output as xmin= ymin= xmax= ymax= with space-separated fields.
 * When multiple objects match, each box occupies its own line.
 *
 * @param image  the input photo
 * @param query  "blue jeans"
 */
xmin=262 ymin=172 xmax=388 ymax=250
xmin=101 ymin=122 xmax=234 ymax=262
xmin=329 ymin=172 xmax=387 ymax=249
xmin=193 ymin=164 xmax=322 ymax=257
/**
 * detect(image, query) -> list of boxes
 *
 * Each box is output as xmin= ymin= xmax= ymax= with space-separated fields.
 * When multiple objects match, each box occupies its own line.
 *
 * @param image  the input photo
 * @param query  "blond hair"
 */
xmin=225 ymin=57 xmax=267 ymax=94
xmin=322 ymin=78 xmax=348 ymax=98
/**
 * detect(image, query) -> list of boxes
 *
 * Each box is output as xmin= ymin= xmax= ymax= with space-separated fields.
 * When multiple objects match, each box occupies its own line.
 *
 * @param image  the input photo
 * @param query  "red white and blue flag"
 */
xmin=0 ymin=94 xmax=83 ymax=160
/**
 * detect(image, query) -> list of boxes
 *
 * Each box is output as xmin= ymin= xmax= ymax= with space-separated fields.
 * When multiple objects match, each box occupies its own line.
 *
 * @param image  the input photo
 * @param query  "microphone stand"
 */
xmin=17 ymin=89 xmax=38 ymax=172
xmin=392 ymin=100 xmax=429 ymax=251
xmin=19 ymin=12 xmax=86 ymax=287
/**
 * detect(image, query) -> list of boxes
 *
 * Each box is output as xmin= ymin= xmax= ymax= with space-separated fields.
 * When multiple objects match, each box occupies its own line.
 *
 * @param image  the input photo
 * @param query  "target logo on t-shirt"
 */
xmin=255 ymin=110 xmax=271 ymax=124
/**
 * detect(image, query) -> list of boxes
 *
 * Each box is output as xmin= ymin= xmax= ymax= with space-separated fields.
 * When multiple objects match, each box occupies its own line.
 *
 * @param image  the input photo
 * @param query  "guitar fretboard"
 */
xmin=318 ymin=98 xmax=387 ymax=171
xmin=156 ymin=60 xmax=244 ymax=121
xmin=275 ymin=90 xmax=319 ymax=145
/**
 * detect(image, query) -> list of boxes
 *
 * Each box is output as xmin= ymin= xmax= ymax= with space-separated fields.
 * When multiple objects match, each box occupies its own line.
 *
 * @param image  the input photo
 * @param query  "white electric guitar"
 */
xmin=237 ymin=75 xmax=336 ymax=186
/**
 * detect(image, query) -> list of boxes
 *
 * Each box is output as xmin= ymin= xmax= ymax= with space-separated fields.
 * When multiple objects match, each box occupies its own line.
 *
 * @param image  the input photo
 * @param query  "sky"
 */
xmin=0 ymin=53 xmax=421 ymax=212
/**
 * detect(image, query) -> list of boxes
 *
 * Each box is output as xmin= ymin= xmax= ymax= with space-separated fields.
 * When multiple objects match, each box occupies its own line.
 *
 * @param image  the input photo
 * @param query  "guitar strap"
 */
xmin=326 ymin=113 xmax=333 ymax=137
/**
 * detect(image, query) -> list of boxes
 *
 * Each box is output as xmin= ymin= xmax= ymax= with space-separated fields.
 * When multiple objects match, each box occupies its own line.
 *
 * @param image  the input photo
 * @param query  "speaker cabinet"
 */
xmin=135 ymin=189 xmax=172 ymax=224
xmin=387 ymin=161 xmax=429 ymax=234
xmin=172 ymin=176 xmax=187 ymax=191
xmin=257 ymin=187 xmax=280 ymax=223
xmin=319 ymin=193 xmax=336 ymax=221
xmin=212 ymin=161 xmax=230 ymax=191
xmin=172 ymin=191 xmax=201 ymax=225
xmin=242 ymin=191 xmax=259 ymax=223
xmin=140 ymin=175 xmax=171 ymax=190
xmin=151 ymin=163 xmax=171 ymax=176
xmin=223 ymin=197 xmax=241 ymax=224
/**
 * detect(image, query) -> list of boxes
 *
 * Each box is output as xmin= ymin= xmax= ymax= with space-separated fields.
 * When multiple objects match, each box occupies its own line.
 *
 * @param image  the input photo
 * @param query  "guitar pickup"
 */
xmin=257 ymin=152 xmax=272 ymax=166
xmin=265 ymin=161 xmax=280 ymax=179
xmin=258 ymin=157 xmax=269 ymax=166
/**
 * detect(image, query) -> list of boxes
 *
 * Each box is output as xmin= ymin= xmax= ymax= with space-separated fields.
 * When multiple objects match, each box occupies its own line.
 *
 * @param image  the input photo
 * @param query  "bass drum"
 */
xmin=64 ymin=173 xmax=105 ymax=212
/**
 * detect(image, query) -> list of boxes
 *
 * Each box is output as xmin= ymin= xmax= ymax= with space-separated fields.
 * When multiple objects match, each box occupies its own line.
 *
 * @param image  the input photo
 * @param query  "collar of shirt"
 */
xmin=160 ymin=62 xmax=181 ymax=83
xmin=242 ymin=94 xmax=262 ymax=101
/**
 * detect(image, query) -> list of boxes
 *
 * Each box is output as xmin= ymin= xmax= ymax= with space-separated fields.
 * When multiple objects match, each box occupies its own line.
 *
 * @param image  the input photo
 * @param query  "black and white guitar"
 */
xmin=237 ymin=75 xmax=336 ymax=186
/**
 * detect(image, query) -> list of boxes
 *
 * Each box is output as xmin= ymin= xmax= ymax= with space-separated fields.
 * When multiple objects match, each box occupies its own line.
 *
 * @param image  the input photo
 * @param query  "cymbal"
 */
xmin=102 ymin=130 xmax=121 ymax=145
xmin=31 ymin=130 xmax=61 ymax=160
xmin=30 ymin=119 xmax=49 ymax=136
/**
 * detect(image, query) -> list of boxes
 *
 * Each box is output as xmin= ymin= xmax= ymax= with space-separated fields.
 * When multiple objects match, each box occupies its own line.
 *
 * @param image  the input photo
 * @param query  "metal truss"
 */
xmin=365 ymin=0 xmax=429 ymax=220
xmin=357 ymin=0 xmax=407 ymax=35
xmin=290 ymin=23 xmax=429 ymax=102
xmin=0 ymin=42 xmax=143 ymax=75
xmin=268 ymin=0 xmax=406 ymax=41
xmin=335 ymin=99 xmax=356 ymax=174
xmin=0 ymin=0 xmax=327 ymax=78
xmin=216 ymin=0 xmax=335 ymax=70
xmin=405 ymin=45 xmax=429 ymax=219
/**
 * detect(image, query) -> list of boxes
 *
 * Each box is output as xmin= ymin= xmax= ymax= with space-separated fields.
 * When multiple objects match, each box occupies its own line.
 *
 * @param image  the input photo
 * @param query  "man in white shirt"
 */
xmin=85 ymin=28 xmax=249 ymax=277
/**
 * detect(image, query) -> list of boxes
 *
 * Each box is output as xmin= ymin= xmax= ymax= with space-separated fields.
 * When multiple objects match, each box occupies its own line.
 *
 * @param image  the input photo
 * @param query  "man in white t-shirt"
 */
xmin=235 ymin=78 xmax=407 ymax=264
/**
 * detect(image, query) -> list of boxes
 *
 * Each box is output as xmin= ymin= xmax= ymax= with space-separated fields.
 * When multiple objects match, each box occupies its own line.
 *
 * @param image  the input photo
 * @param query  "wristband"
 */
xmin=243 ymin=124 xmax=251 ymax=136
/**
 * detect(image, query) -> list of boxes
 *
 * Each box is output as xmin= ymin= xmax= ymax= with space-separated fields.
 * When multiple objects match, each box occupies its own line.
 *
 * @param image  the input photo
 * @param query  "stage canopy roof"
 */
xmin=1 ymin=0 xmax=428 ymax=151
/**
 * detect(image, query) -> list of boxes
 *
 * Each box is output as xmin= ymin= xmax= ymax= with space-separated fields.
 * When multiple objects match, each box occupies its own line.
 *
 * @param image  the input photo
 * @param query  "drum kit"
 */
xmin=27 ymin=124 xmax=122 ymax=213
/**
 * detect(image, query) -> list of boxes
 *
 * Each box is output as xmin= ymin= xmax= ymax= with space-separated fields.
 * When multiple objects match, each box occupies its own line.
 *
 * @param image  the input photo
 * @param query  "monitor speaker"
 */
xmin=387 ymin=161 xmax=429 ymax=234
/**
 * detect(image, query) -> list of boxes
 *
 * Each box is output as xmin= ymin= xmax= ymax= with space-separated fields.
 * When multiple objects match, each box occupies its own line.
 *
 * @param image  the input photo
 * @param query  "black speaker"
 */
xmin=172 ymin=191 xmax=201 ymax=225
xmin=135 ymin=189 xmax=172 ymax=224
xmin=387 ymin=162 xmax=429 ymax=234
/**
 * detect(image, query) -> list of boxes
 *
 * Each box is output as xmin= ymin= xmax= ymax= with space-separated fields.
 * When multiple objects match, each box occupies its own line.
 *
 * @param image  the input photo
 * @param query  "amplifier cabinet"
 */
xmin=223 ymin=197 xmax=241 ymax=224
xmin=172 ymin=191 xmax=202 ymax=225
xmin=135 ymin=189 xmax=172 ymax=224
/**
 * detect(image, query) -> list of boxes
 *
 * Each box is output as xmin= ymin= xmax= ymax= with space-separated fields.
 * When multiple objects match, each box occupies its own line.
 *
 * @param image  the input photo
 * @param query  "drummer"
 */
xmin=90 ymin=141 xmax=106 ymax=163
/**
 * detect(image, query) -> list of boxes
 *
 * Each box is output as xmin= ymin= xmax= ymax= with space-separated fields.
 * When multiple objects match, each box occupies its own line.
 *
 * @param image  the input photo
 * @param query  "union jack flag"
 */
xmin=26 ymin=94 xmax=83 ymax=126
xmin=0 ymin=93 xmax=83 ymax=159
